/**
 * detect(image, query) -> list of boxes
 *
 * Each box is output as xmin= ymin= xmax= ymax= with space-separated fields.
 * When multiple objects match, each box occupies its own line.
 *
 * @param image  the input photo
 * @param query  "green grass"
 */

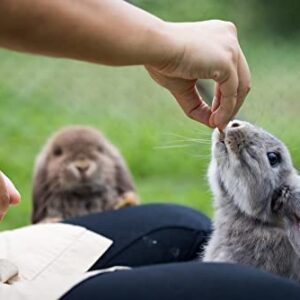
xmin=0 ymin=1 xmax=300 ymax=229
xmin=0 ymin=52 xmax=214 ymax=230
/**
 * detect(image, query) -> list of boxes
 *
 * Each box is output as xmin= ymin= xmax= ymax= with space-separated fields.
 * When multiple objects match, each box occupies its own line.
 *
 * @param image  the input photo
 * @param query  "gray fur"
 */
xmin=203 ymin=121 xmax=300 ymax=282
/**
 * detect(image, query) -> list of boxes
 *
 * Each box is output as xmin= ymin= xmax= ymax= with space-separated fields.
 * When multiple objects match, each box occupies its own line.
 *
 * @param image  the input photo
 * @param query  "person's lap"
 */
xmin=63 ymin=203 xmax=212 ymax=268
xmin=61 ymin=204 xmax=300 ymax=299
xmin=62 ymin=261 xmax=300 ymax=300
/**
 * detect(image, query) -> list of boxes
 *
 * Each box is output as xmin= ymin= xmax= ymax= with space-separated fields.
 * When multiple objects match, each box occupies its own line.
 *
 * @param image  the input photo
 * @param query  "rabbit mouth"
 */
xmin=64 ymin=183 xmax=107 ymax=197
xmin=213 ymin=122 xmax=248 ymax=156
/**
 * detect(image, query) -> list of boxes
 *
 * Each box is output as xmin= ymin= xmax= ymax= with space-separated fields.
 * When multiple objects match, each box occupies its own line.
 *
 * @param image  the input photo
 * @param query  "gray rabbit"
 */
xmin=203 ymin=121 xmax=300 ymax=282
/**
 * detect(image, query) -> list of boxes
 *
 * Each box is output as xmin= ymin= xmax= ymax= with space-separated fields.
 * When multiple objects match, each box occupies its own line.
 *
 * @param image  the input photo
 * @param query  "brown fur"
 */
xmin=31 ymin=126 xmax=139 ymax=223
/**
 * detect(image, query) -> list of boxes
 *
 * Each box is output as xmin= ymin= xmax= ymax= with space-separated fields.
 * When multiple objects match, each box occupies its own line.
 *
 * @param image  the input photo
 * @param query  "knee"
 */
xmin=137 ymin=203 xmax=212 ymax=232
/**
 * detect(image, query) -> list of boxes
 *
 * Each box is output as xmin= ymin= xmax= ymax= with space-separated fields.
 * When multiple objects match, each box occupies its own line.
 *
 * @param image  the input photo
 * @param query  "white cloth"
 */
xmin=0 ymin=223 xmax=113 ymax=299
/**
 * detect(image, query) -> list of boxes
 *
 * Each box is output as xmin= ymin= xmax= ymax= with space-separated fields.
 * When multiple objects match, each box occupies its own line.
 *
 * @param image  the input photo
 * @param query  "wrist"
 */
xmin=140 ymin=20 xmax=181 ymax=68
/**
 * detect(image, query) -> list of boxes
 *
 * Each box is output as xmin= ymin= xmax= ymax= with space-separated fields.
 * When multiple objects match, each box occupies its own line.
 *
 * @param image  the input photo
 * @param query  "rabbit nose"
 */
xmin=74 ymin=160 xmax=90 ymax=174
xmin=231 ymin=122 xmax=240 ymax=128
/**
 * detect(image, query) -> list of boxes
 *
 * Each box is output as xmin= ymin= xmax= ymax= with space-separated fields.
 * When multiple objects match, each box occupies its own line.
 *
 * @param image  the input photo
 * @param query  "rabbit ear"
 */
xmin=111 ymin=147 xmax=140 ymax=205
xmin=31 ymin=154 xmax=49 ymax=224
xmin=114 ymin=154 xmax=136 ymax=195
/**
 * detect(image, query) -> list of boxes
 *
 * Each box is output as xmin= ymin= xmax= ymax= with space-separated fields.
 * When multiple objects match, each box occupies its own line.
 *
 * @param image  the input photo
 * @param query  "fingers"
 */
xmin=210 ymin=48 xmax=251 ymax=129
xmin=0 ymin=172 xmax=21 ymax=221
xmin=172 ymin=82 xmax=212 ymax=126
xmin=2 ymin=173 xmax=21 ymax=205
xmin=210 ymin=69 xmax=239 ymax=129
xmin=211 ymin=83 xmax=221 ymax=112
xmin=233 ymin=48 xmax=251 ymax=116
xmin=146 ymin=66 xmax=213 ymax=126
xmin=0 ymin=173 xmax=10 ymax=220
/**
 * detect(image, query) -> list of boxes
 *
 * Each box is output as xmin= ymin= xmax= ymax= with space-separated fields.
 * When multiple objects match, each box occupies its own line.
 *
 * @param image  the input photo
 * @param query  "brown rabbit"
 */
xmin=31 ymin=126 xmax=139 ymax=223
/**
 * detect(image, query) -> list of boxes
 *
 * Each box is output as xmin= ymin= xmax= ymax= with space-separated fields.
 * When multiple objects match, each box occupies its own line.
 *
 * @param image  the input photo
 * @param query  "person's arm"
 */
xmin=0 ymin=0 xmax=170 ymax=66
xmin=0 ymin=0 xmax=251 ymax=215
xmin=0 ymin=0 xmax=251 ymax=129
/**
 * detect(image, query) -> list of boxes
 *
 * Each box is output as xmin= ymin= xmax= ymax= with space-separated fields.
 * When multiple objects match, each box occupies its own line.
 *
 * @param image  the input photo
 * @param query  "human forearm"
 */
xmin=0 ymin=0 xmax=173 ymax=66
xmin=0 ymin=0 xmax=251 ymax=129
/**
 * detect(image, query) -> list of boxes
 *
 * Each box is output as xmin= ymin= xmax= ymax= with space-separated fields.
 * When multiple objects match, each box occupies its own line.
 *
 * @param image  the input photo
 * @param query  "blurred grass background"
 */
xmin=0 ymin=0 xmax=300 ymax=229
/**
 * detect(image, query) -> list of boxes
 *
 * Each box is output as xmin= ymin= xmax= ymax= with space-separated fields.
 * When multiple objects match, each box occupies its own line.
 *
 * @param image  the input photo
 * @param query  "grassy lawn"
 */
xmin=0 ymin=1 xmax=300 ymax=229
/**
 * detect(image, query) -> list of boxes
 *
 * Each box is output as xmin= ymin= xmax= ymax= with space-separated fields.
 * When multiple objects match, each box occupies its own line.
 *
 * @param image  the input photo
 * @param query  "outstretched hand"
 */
xmin=0 ymin=1 xmax=250 ymax=129
xmin=146 ymin=20 xmax=251 ymax=129
xmin=0 ymin=172 xmax=21 ymax=221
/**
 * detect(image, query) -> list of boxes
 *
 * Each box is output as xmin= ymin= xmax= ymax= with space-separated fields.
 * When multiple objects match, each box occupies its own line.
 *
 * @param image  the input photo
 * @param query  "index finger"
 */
xmin=209 ymin=69 xmax=239 ymax=129
xmin=0 ymin=173 xmax=10 ymax=220
xmin=232 ymin=48 xmax=251 ymax=116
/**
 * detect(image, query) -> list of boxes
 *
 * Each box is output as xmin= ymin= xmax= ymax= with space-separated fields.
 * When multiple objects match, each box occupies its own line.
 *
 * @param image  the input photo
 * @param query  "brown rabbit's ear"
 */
xmin=107 ymin=143 xmax=138 ymax=197
xmin=31 ymin=154 xmax=48 ymax=224
xmin=114 ymin=154 xmax=136 ymax=195
xmin=108 ymin=145 xmax=140 ymax=207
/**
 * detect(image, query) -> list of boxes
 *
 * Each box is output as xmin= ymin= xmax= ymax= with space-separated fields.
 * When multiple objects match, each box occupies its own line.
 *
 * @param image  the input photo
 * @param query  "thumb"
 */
xmin=209 ymin=71 xmax=238 ymax=129
xmin=1 ymin=172 xmax=21 ymax=205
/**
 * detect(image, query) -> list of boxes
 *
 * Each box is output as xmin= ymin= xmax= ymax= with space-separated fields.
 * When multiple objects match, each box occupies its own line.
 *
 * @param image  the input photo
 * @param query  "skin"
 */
xmin=0 ymin=0 xmax=251 ymax=218
xmin=0 ymin=173 xmax=20 ymax=220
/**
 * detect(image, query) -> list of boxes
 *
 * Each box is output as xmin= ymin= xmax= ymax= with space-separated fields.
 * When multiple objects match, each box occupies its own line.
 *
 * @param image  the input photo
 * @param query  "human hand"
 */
xmin=0 ymin=1 xmax=249 ymax=129
xmin=0 ymin=172 xmax=21 ymax=221
xmin=146 ymin=20 xmax=251 ymax=129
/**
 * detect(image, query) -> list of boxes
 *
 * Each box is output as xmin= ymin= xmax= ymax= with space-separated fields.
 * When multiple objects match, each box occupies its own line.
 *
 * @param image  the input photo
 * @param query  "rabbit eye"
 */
xmin=53 ymin=146 xmax=63 ymax=156
xmin=267 ymin=152 xmax=281 ymax=167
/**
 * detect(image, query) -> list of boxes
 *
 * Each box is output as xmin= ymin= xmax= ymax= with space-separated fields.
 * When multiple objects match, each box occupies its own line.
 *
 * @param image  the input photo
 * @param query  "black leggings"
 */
xmin=61 ymin=204 xmax=300 ymax=300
